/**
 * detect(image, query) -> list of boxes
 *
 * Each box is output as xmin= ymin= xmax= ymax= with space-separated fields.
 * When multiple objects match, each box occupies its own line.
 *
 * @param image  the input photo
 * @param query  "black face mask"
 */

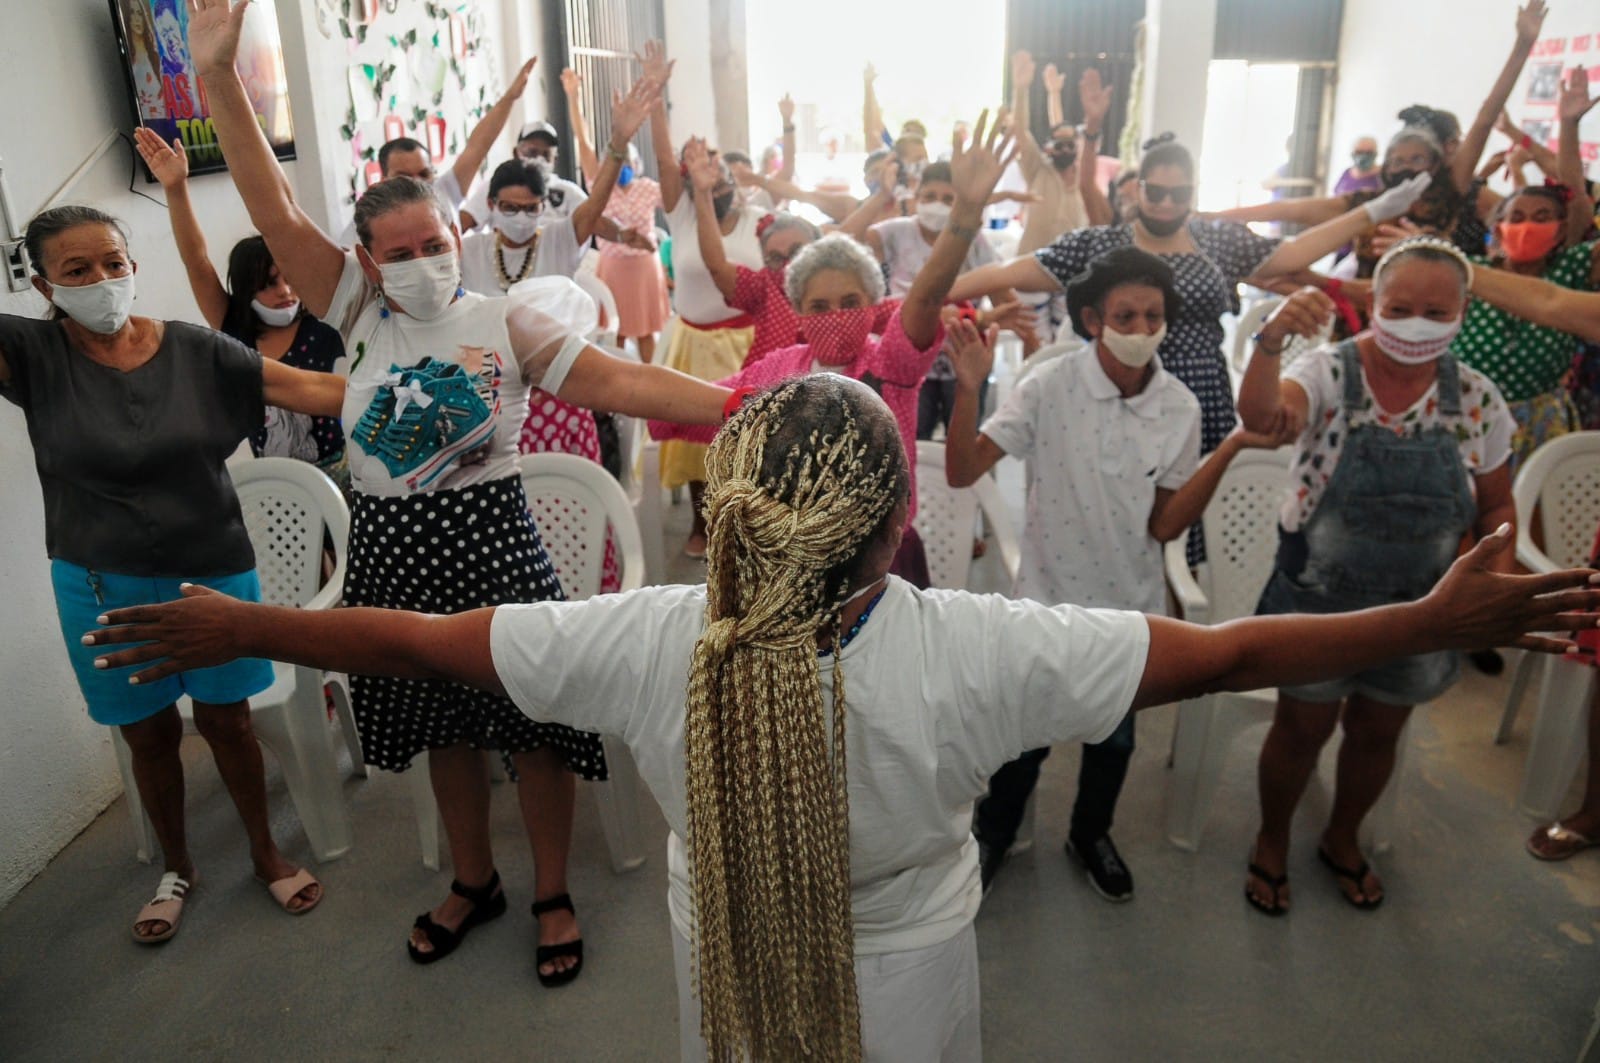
xmin=713 ymin=191 xmax=736 ymax=220
xmin=1046 ymin=139 xmax=1077 ymax=171
xmin=1383 ymin=167 xmax=1424 ymax=189
xmin=1137 ymin=208 xmax=1189 ymax=237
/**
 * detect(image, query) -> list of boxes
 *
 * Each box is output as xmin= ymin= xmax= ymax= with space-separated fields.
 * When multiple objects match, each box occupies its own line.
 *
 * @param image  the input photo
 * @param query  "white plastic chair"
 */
xmin=1013 ymin=338 xmax=1082 ymax=390
xmin=1494 ymin=431 xmax=1600 ymax=818
xmin=112 ymin=458 xmax=356 ymax=864
xmin=912 ymin=440 xmax=1020 ymax=591
xmin=1162 ymin=447 xmax=1413 ymax=852
xmin=407 ymin=452 xmax=651 ymax=873
xmin=572 ymin=272 xmax=621 ymax=350
xmin=1229 ymin=297 xmax=1332 ymax=379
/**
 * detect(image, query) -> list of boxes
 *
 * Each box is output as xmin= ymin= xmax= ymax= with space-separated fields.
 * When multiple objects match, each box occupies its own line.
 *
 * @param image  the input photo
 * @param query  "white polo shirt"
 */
xmin=490 ymin=578 xmax=1147 ymax=956
xmin=981 ymin=347 xmax=1201 ymax=613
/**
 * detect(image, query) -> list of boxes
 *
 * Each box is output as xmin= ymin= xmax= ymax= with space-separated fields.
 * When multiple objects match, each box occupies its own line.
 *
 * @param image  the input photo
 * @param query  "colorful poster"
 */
xmin=110 ymin=0 xmax=296 ymax=176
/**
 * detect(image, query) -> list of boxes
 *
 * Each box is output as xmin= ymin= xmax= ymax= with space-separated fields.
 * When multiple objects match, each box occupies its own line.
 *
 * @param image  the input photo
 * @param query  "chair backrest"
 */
xmin=1514 ymin=431 xmax=1600 ymax=570
xmin=1014 ymin=339 xmax=1081 ymax=389
xmin=1231 ymin=298 xmax=1281 ymax=375
xmin=913 ymin=440 xmax=1020 ymax=590
xmin=229 ymin=458 xmax=350 ymax=609
xmin=1194 ymin=447 xmax=1292 ymax=623
xmin=519 ymin=452 xmax=645 ymax=599
xmin=572 ymin=272 xmax=621 ymax=349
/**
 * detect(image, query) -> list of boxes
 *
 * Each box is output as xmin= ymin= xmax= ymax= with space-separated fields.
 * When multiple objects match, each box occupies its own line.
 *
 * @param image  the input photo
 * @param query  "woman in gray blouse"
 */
xmin=0 ymin=205 xmax=344 ymax=944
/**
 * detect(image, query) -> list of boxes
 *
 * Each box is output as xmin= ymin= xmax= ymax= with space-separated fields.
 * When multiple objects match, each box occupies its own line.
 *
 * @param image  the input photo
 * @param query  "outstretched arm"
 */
xmin=946 ymin=256 xmax=1056 ymax=302
xmin=260 ymin=358 xmax=346 ymax=418
xmin=134 ymin=127 xmax=228 ymax=329
xmin=1043 ymin=61 xmax=1067 ymax=130
xmin=777 ymin=94 xmax=797 ymax=182
xmin=1078 ymin=69 xmax=1116 ymax=225
xmin=190 ymin=0 xmax=344 ymax=317
xmin=1449 ymin=1 xmax=1545 ymax=195
xmin=1235 ymin=287 xmax=1335 ymax=432
xmin=902 ymin=112 xmax=1018 ymax=350
xmin=863 ymin=63 xmax=886 ymax=147
xmin=570 ymin=76 xmax=665 ymax=245
xmin=1146 ymin=426 xmax=1293 ymax=543
xmin=684 ymin=138 xmax=739 ymax=300
xmin=1471 ymin=267 xmax=1600 ymax=344
xmin=1010 ymin=51 xmax=1043 ymax=181
xmin=561 ymin=67 xmax=600 ymax=186
xmin=1556 ymin=65 xmax=1600 ymax=244
xmin=944 ymin=316 xmax=1007 ymax=487
xmin=1249 ymin=174 xmax=1432 ymax=282
xmin=637 ymin=40 xmax=682 ymax=211
xmin=452 ymin=57 xmax=538 ymax=195
xmin=1133 ymin=526 xmax=1599 ymax=710
xmin=839 ymin=160 xmax=897 ymax=242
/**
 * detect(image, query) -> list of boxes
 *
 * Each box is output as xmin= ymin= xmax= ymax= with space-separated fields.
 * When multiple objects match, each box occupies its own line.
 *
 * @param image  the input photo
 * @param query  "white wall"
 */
xmin=1142 ymin=0 xmax=1219 ymax=158
xmin=663 ymin=0 xmax=720 ymax=149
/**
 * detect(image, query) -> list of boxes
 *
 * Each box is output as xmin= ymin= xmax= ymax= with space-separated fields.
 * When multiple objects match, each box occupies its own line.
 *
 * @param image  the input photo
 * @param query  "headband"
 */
xmin=1386 ymin=124 xmax=1443 ymax=158
xmin=755 ymin=213 xmax=777 ymax=239
xmin=1542 ymin=178 xmax=1576 ymax=205
xmin=1373 ymin=234 xmax=1475 ymax=288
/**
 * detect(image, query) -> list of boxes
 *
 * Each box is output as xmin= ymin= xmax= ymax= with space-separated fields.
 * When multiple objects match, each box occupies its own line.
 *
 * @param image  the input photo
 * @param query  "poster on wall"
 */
xmin=108 ymin=0 xmax=296 ymax=177
xmin=1516 ymin=32 xmax=1600 ymax=166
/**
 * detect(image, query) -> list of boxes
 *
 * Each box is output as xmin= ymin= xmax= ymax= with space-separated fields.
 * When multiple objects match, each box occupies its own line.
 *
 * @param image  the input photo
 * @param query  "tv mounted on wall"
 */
xmin=108 ymin=0 xmax=297 ymax=178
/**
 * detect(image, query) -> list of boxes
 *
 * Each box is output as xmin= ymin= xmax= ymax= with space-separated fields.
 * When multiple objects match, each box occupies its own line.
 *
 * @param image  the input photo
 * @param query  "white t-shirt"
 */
xmin=459 ymin=218 xmax=585 ymax=295
xmin=981 ymin=349 xmax=1201 ymax=613
xmin=665 ymin=195 xmax=764 ymax=324
xmin=871 ymin=216 xmax=998 ymax=299
xmin=489 ymin=577 xmax=1148 ymax=955
xmin=460 ymin=172 xmax=587 ymax=230
xmin=1279 ymin=344 xmax=1515 ymax=532
xmin=324 ymin=253 xmax=587 ymax=497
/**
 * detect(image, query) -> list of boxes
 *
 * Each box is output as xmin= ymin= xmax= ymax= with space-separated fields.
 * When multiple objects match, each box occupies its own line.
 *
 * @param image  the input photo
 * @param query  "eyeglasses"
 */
xmin=493 ymin=202 xmax=545 ymax=215
xmin=763 ymin=247 xmax=799 ymax=270
xmin=1140 ymin=181 xmax=1194 ymax=206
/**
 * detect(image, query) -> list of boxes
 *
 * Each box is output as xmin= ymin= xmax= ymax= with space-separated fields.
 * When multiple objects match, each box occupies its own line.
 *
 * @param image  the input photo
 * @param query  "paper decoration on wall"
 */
xmin=410 ymin=38 xmax=449 ymax=103
xmin=363 ymin=159 xmax=383 ymax=189
xmin=425 ymin=115 xmax=446 ymax=160
xmin=449 ymin=14 xmax=468 ymax=60
xmin=383 ymin=113 xmax=405 ymax=142
xmin=348 ymin=63 xmax=379 ymax=121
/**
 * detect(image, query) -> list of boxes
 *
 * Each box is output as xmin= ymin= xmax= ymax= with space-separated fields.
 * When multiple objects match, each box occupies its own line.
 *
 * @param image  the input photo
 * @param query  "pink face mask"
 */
xmin=802 ymin=305 xmax=876 ymax=365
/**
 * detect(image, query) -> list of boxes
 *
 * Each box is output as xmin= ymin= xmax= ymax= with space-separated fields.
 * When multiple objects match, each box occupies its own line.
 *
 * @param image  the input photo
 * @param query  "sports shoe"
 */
xmin=1065 ymin=834 xmax=1134 ymax=902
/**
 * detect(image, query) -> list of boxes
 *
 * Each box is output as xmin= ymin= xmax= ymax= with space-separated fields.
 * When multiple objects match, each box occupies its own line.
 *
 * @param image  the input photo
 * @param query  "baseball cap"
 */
xmin=518 ymin=120 xmax=559 ymax=144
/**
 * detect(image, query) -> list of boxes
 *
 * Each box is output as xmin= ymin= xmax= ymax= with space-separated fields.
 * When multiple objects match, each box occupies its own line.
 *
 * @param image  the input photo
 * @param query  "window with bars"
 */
xmin=543 ymin=0 xmax=666 ymax=186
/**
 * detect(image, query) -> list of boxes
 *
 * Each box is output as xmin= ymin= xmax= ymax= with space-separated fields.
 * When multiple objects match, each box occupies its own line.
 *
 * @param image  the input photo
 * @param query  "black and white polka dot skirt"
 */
xmin=345 ymin=475 xmax=607 ymax=781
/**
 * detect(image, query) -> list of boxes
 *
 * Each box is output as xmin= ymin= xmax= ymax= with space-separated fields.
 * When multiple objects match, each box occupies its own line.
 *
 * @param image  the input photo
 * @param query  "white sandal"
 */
xmin=132 ymin=870 xmax=194 ymax=945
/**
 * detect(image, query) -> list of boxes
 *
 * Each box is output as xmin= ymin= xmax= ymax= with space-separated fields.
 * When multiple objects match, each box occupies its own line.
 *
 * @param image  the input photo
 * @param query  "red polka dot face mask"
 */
xmin=801 ymin=305 xmax=876 ymax=365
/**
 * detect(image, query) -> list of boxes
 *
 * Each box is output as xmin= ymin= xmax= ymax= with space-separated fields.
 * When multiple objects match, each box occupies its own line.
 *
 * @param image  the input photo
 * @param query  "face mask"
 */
xmin=1372 ymin=312 xmax=1462 ymax=364
xmin=916 ymin=201 xmax=952 ymax=233
xmin=251 ymin=298 xmax=301 ymax=328
xmin=377 ymin=250 xmax=462 ymax=321
xmin=618 ymin=164 xmax=635 ymax=188
xmin=1136 ymin=208 xmax=1189 ymax=238
xmin=802 ymin=305 xmax=876 ymax=365
xmin=1383 ymin=167 xmax=1425 ymax=189
xmin=1353 ymin=150 xmax=1377 ymax=170
xmin=713 ymin=191 xmax=736 ymax=220
xmin=1049 ymin=148 xmax=1077 ymax=172
xmin=1496 ymin=219 xmax=1562 ymax=263
xmin=492 ymin=207 xmax=541 ymax=244
xmin=1099 ymin=322 xmax=1167 ymax=368
xmin=48 ymin=273 xmax=136 ymax=334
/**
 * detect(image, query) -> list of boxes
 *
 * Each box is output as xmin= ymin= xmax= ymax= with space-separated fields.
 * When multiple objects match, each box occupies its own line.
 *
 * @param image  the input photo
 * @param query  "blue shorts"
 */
xmin=51 ymin=560 xmax=276 ymax=726
xmin=1255 ymin=569 xmax=1459 ymax=706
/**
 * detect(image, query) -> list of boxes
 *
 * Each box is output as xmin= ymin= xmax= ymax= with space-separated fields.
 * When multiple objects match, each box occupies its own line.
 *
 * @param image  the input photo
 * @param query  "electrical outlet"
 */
xmin=2 ymin=239 xmax=27 ymax=293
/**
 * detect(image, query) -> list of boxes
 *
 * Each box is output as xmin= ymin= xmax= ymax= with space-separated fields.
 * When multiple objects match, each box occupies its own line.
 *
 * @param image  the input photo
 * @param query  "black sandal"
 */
xmin=1317 ymin=846 xmax=1384 ymax=911
xmin=407 ymin=870 xmax=507 ymax=965
xmin=531 ymin=893 xmax=584 ymax=987
xmin=1245 ymin=860 xmax=1290 ymax=917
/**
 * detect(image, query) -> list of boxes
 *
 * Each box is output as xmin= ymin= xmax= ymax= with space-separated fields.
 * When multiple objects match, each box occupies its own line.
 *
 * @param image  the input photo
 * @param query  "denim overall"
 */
xmin=1256 ymin=341 xmax=1477 ymax=705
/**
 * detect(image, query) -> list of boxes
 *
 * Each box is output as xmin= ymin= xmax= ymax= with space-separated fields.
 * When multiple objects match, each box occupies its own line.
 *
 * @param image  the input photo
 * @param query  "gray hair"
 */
xmin=24 ymin=205 xmax=127 ymax=277
xmin=353 ymin=175 xmax=454 ymax=248
xmin=783 ymin=232 xmax=885 ymax=309
xmin=759 ymin=212 xmax=821 ymax=250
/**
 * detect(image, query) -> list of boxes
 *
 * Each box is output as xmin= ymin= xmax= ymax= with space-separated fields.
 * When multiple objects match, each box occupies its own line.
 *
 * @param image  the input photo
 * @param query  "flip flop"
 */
xmin=133 ymin=870 xmax=194 ymax=944
xmin=256 ymin=868 xmax=323 ymax=915
xmin=1527 ymin=821 xmax=1600 ymax=861
xmin=1317 ymin=846 xmax=1384 ymax=910
xmin=1245 ymin=860 xmax=1290 ymax=917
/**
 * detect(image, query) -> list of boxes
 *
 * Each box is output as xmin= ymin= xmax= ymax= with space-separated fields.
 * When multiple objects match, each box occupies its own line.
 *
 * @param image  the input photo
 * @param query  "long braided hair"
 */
xmin=684 ymin=375 xmax=910 ymax=1062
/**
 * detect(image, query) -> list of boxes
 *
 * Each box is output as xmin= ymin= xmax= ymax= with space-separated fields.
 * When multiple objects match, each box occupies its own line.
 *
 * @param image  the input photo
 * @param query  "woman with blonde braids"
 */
xmin=85 ymin=376 xmax=1600 ymax=1059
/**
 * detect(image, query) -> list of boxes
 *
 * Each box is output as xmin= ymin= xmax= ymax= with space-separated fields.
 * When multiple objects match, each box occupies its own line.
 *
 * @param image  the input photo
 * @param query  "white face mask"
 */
xmin=251 ymin=298 xmax=301 ymax=328
xmin=492 ymin=207 xmax=541 ymax=245
xmin=1099 ymin=322 xmax=1167 ymax=368
xmin=377 ymin=250 xmax=461 ymax=321
xmin=48 ymin=273 xmax=136 ymax=334
xmin=1372 ymin=312 xmax=1462 ymax=365
xmin=916 ymin=201 xmax=952 ymax=233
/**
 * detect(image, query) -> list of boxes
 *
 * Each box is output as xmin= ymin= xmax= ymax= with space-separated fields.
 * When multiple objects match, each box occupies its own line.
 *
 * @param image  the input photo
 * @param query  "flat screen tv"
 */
xmin=108 ymin=0 xmax=297 ymax=177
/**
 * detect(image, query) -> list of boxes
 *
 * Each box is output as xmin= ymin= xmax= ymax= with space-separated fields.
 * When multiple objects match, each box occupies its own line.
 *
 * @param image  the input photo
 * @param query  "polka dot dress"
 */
xmin=518 ymin=388 xmax=621 ymax=594
xmin=1453 ymin=244 xmax=1594 ymax=404
xmin=344 ymin=475 xmax=607 ymax=780
xmin=1035 ymin=220 xmax=1279 ymax=563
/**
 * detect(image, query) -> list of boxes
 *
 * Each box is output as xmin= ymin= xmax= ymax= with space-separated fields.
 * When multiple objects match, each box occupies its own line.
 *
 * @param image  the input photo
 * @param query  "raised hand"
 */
xmin=1011 ymin=50 xmax=1036 ymax=88
xmin=1042 ymin=63 xmax=1066 ymax=94
xmin=1370 ymin=217 xmax=1426 ymax=258
xmin=863 ymin=62 xmax=877 ymax=85
xmin=620 ymin=228 xmax=658 ymax=252
xmin=1260 ymin=286 xmax=1336 ymax=348
xmin=134 ymin=126 xmax=189 ymax=188
xmin=778 ymin=93 xmax=795 ymax=125
xmin=1506 ymin=144 xmax=1534 ymax=174
xmin=944 ymin=312 xmax=998 ymax=392
xmin=683 ymin=137 xmax=721 ymax=194
xmin=1079 ymin=68 xmax=1113 ymax=132
xmin=560 ymin=66 xmax=581 ymax=98
xmin=610 ymin=76 xmax=665 ymax=145
xmin=1230 ymin=418 xmax=1300 ymax=451
xmin=1478 ymin=149 xmax=1510 ymax=180
xmin=1515 ymin=0 xmax=1547 ymax=44
xmin=1559 ymin=64 xmax=1600 ymax=122
xmin=1361 ymin=171 xmax=1431 ymax=223
xmin=948 ymin=109 xmax=1019 ymax=211
xmin=503 ymin=57 xmax=537 ymax=101
xmin=873 ymin=158 xmax=901 ymax=200
xmin=186 ymin=0 xmax=249 ymax=77
xmin=1425 ymin=524 xmax=1600 ymax=654
xmin=1496 ymin=108 xmax=1522 ymax=140
xmin=635 ymin=39 xmax=673 ymax=84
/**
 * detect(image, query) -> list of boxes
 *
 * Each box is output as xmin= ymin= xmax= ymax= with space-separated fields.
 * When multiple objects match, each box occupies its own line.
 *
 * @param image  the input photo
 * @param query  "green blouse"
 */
xmin=1453 ymin=242 xmax=1596 ymax=403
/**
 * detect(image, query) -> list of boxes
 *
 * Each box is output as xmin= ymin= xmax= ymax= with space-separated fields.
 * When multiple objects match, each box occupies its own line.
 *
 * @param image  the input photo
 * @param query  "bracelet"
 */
xmin=1518 ymin=133 xmax=1533 ymax=151
xmin=1250 ymin=331 xmax=1285 ymax=356
xmin=1322 ymin=278 xmax=1343 ymax=297
xmin=606 ymin=142 xmax=629 ymax=161
xmin=947 ymin=221 xmax=979 ymax=240
xmin=782 ymin=124 xmax=796 ymax=133
xmin=1080 ymin=125 xmax=1102 ymax=140
xmin=723 ymin=385 xmax=759 ymax=422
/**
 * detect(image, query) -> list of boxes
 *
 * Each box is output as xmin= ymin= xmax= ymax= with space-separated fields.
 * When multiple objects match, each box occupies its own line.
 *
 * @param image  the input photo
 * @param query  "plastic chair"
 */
xmin=912 ymin=440 xmax=1020 ymax=591
xmin=1493 ymin=431 xmax=1600 ymax=818
xmin=111 ymin=458 xmax=356 ymax=864
xmin=572 ymin=272 xmax=621 ymax=349
xmin=407 ymin=452 xmax=651 ymax=873
xmin=1162 ymin=447 xmax=1413 ymax=853
xmin=1229 ymin=297 xmax=1331 ymax=379
xmin=1013 ymin=338 xmax=1083 ymax=390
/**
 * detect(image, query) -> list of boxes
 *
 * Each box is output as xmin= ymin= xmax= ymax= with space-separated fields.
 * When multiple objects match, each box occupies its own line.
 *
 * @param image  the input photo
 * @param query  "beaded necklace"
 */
xmin=494 ymin=231 xmax=537 ymax=290
xmin=820 ymin=585 xmax=887 ymax=657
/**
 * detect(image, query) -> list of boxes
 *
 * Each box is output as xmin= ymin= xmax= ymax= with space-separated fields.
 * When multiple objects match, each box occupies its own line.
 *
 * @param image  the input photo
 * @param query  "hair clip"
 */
xmin=1542 ymin=178 xmax=1575 ymax=204
xmin=1141 ymin=131 xmax=1177 ymax=151
xmin=756 ymin=213 xmax=777 ymax=238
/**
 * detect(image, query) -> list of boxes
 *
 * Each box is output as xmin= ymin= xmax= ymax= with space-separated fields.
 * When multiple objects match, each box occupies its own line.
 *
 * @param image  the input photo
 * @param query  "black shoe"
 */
xmin=975 ymin=832 xmax=1008 ymax=896
xmin=1468 ymin=649 xmax=1505 ymax=676
xmin=1066 ymin=834 xmax=1134 ymax=902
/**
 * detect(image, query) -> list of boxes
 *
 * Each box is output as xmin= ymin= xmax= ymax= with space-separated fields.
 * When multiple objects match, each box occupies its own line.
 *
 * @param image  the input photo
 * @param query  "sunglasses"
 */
xmin=1140 ymin=181 xmax=1194 ymax=206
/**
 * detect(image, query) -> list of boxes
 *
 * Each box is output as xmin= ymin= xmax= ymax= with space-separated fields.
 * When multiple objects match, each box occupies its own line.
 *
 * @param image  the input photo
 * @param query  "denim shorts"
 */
xmin=51 ymin=560 xmax=276 ymax=726
xmin=1254 ymin=569 xmax=1460 ymax=706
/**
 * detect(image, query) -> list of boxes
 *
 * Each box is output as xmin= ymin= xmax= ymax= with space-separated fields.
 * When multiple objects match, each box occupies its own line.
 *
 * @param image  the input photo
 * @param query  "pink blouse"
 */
xmin=597 ymin=177 xmax=663 ymax=261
